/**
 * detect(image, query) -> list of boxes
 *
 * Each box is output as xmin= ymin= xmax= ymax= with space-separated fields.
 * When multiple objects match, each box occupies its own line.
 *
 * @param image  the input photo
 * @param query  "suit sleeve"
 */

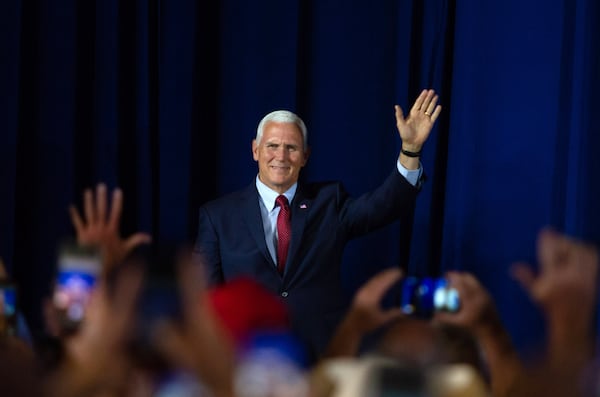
xmin=193 ymin=206 xmax=224 ymax=285
xmin=340 ymin=169 xmax=419 ymax=239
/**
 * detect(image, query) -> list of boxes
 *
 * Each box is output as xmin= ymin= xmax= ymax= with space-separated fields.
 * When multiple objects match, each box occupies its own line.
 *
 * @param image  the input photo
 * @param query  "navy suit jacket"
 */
xmin=194 ymin=169 xmax=419 ymax=359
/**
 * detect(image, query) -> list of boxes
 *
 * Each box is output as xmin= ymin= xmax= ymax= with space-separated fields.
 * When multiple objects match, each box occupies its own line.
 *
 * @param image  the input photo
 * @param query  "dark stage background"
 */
xmin=1 ymin=0 xmax=599 ymax=355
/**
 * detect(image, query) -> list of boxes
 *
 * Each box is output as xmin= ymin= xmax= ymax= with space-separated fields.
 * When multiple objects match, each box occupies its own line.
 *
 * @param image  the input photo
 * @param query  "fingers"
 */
xmin=69 ymin=205 xmax=85 ymax=236
xmin=370 ymin=267 xmax=403 ymax=292
xmin=108 ymin=188 xmax=123 ymax=231
xmin=421 ymin=91 xmax=442 ymax=125
xmin=381 ymin=307 xmax=404 ymax=323
xmin=355 ymin=267 xmax=403 ymax=305
xmin=510 ymin=262 xmax=536 ymax=292
xmin=122 ymin=233 xmax=152 ymax=255
xmin=83 ymin=188 xmax=95 ymax=225
xmin=445 ymin=271 xmax=472 ymax=295
xmin=410 ymin=89 xmax=429 ymax=113
xmin=403 ymin=89 xmax=442 ymax=126
xmin=80 ymin=183 xmax=122 ymax=229
xmin=537 ymin=227 xmax=598 ymax=273
xmin=96 ymin=183 xmax=108 ymax=227
xmin=424 ymin=93 xmax=438 ymax=114
xmin=537 ymin=228 xmax=563 ymax=271
xmin=411 ymin=89 xmax=439 ymax=112
xmin=454 ymin=271 xmax=480 ymax=292
xmin=430 ymin=105 xmax=442 ymax=123
xmin=432 ymin=307 xmax=455 ymax=324
xmin=395 ymin=105 xmax=406 ymax=127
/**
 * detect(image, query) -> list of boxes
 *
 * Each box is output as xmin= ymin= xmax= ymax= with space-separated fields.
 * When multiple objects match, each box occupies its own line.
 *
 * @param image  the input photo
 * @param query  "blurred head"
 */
xmin=209 ymin=277 xmax=308 ymax=396
xmin=314 ymin=357 xmax=489 ymax=397
xmin=376 ymin=318 xmax=485 ymax=376
xmin=376 ymin=318 xmax=441 ymax=367
xmin=208 ymin=277 xmax=291 ymax=346
xmin=253 ymin=110 xmax=310 ymax=194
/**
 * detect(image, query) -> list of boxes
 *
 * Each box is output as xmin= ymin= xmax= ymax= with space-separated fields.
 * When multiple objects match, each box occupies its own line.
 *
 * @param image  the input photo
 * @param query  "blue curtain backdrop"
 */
xmin=1 ymin=0 xmax=599 ymax=353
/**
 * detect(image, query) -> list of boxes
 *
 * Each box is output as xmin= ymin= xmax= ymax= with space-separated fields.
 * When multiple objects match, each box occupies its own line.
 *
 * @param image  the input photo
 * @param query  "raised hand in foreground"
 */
xmin=69 ymin=183 xmax=151 ymax=272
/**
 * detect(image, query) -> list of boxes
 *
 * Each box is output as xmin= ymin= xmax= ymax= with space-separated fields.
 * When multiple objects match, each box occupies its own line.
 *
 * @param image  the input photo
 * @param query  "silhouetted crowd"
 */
xmin=1 ymin=184 xmax=599 ymax=397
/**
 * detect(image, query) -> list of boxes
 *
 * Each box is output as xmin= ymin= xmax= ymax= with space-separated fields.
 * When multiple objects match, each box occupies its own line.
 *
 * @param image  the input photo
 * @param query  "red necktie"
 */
xmin=276 ymin=195 xmax=291 ymax=275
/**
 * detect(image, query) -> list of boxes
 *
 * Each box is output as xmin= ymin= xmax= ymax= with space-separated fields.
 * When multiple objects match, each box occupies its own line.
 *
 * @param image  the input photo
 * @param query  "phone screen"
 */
xmin=52 ymin=243 xmax=101 ymax=332
xmin=399 ymin=277 xmax=460 ymax=317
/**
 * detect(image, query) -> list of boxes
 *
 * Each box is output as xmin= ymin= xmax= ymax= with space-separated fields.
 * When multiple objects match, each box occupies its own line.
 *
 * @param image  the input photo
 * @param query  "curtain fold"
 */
xmin=1 ymin=0 xmax=599 ymax=350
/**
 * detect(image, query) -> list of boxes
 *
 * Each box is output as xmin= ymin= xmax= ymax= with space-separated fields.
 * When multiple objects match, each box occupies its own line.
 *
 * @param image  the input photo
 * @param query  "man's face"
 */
xmin=252 ymin=121 xmax=309 ymax=194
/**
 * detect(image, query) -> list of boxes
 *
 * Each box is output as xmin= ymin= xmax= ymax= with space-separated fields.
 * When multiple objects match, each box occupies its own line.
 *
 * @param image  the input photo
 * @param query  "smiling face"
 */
xmin=252 ymin=121 xmax=310 ymax=194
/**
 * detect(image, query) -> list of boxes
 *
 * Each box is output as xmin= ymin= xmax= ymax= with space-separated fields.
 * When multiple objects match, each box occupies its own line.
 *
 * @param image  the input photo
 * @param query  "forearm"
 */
xmin=344 ymin=169 xmax=418 ymax=238
xmin=547 ymin=314 xmax=594 ymax=372
xmin=476 ymin=325 xmax=522 ymax=397
xmin=322 ymin=311 xmax=366 ymax=359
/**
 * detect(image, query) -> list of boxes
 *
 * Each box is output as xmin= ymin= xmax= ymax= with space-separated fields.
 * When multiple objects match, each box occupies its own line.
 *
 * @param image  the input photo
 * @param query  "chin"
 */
xmin=272 ymin=179 xmax=291 ymax=188
xmin=269 ymin=174 xmax=291 ymax=183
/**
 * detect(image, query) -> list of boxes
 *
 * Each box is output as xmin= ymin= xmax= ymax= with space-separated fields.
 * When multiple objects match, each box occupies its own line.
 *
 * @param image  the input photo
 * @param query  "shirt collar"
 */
xmin=255 ymin=175 xmax=297 ymax=211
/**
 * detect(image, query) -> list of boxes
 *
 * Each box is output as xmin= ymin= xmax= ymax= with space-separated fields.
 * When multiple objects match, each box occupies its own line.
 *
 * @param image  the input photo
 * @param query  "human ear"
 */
xmin=252 ymin=140 xmax=259 ymax=161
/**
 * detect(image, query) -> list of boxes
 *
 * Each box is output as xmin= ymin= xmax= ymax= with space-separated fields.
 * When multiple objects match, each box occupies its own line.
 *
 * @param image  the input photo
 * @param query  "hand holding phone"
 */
xmin=399 ymin=277 xmax=460 ymax=318
xmin=52 ymin=242 xmax=101 ymax=333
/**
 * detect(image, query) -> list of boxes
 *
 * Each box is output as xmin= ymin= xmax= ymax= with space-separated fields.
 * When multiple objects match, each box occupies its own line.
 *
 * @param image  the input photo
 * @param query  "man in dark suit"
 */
xmin=194 ymin=89 xmax=442 ymax=360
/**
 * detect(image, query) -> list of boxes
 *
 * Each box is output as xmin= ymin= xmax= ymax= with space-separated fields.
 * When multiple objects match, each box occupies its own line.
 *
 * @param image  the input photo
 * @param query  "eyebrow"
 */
xmin=265 ymin=141 xmax=299 ymax=149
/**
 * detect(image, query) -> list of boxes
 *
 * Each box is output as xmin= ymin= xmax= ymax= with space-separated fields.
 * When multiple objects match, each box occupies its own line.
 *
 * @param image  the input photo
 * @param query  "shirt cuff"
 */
xmin=397 ymin=159 xmax=422 ymax=187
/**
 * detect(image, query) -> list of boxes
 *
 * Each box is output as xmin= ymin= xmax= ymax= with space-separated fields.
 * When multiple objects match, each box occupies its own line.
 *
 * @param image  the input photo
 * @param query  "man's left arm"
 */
xmin=339 ymin=89 xmax=441 ymax=236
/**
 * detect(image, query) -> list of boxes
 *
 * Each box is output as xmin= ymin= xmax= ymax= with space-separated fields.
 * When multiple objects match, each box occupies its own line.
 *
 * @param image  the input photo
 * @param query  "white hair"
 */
xmin=255 ymin=110 xmax=308 ymax=148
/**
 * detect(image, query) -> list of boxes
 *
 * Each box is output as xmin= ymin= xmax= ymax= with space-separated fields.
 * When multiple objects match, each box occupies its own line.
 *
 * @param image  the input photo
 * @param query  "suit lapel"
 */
xmin=240 ymin=184 xmax=278 ymax=270
xmin=284 ymin=186 xmax=311 ymax=278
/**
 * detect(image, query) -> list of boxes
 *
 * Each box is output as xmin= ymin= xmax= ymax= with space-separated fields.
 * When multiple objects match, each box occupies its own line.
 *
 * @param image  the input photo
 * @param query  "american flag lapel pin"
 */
xmin=300 ymin=203 xmax=307 ymax=209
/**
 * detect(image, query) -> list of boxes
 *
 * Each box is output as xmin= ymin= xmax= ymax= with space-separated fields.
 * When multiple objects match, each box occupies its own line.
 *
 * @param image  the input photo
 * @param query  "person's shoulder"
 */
xmin=299 ymin=180 xmax=346 ymax=198
xmin=201 ymin=185 xmax=255 ymax=210
xmin=303 ymin=180 xmax=342 ymax=190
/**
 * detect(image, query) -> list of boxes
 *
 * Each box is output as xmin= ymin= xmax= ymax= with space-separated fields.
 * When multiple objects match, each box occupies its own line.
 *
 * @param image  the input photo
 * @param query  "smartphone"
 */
xmin=52 ymin=242 xmax=101 ymax=333
xmin=0 ymin=280 xmax=18 ymax=336
xmin=398 ymin=277 xmax=460 ymax=318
